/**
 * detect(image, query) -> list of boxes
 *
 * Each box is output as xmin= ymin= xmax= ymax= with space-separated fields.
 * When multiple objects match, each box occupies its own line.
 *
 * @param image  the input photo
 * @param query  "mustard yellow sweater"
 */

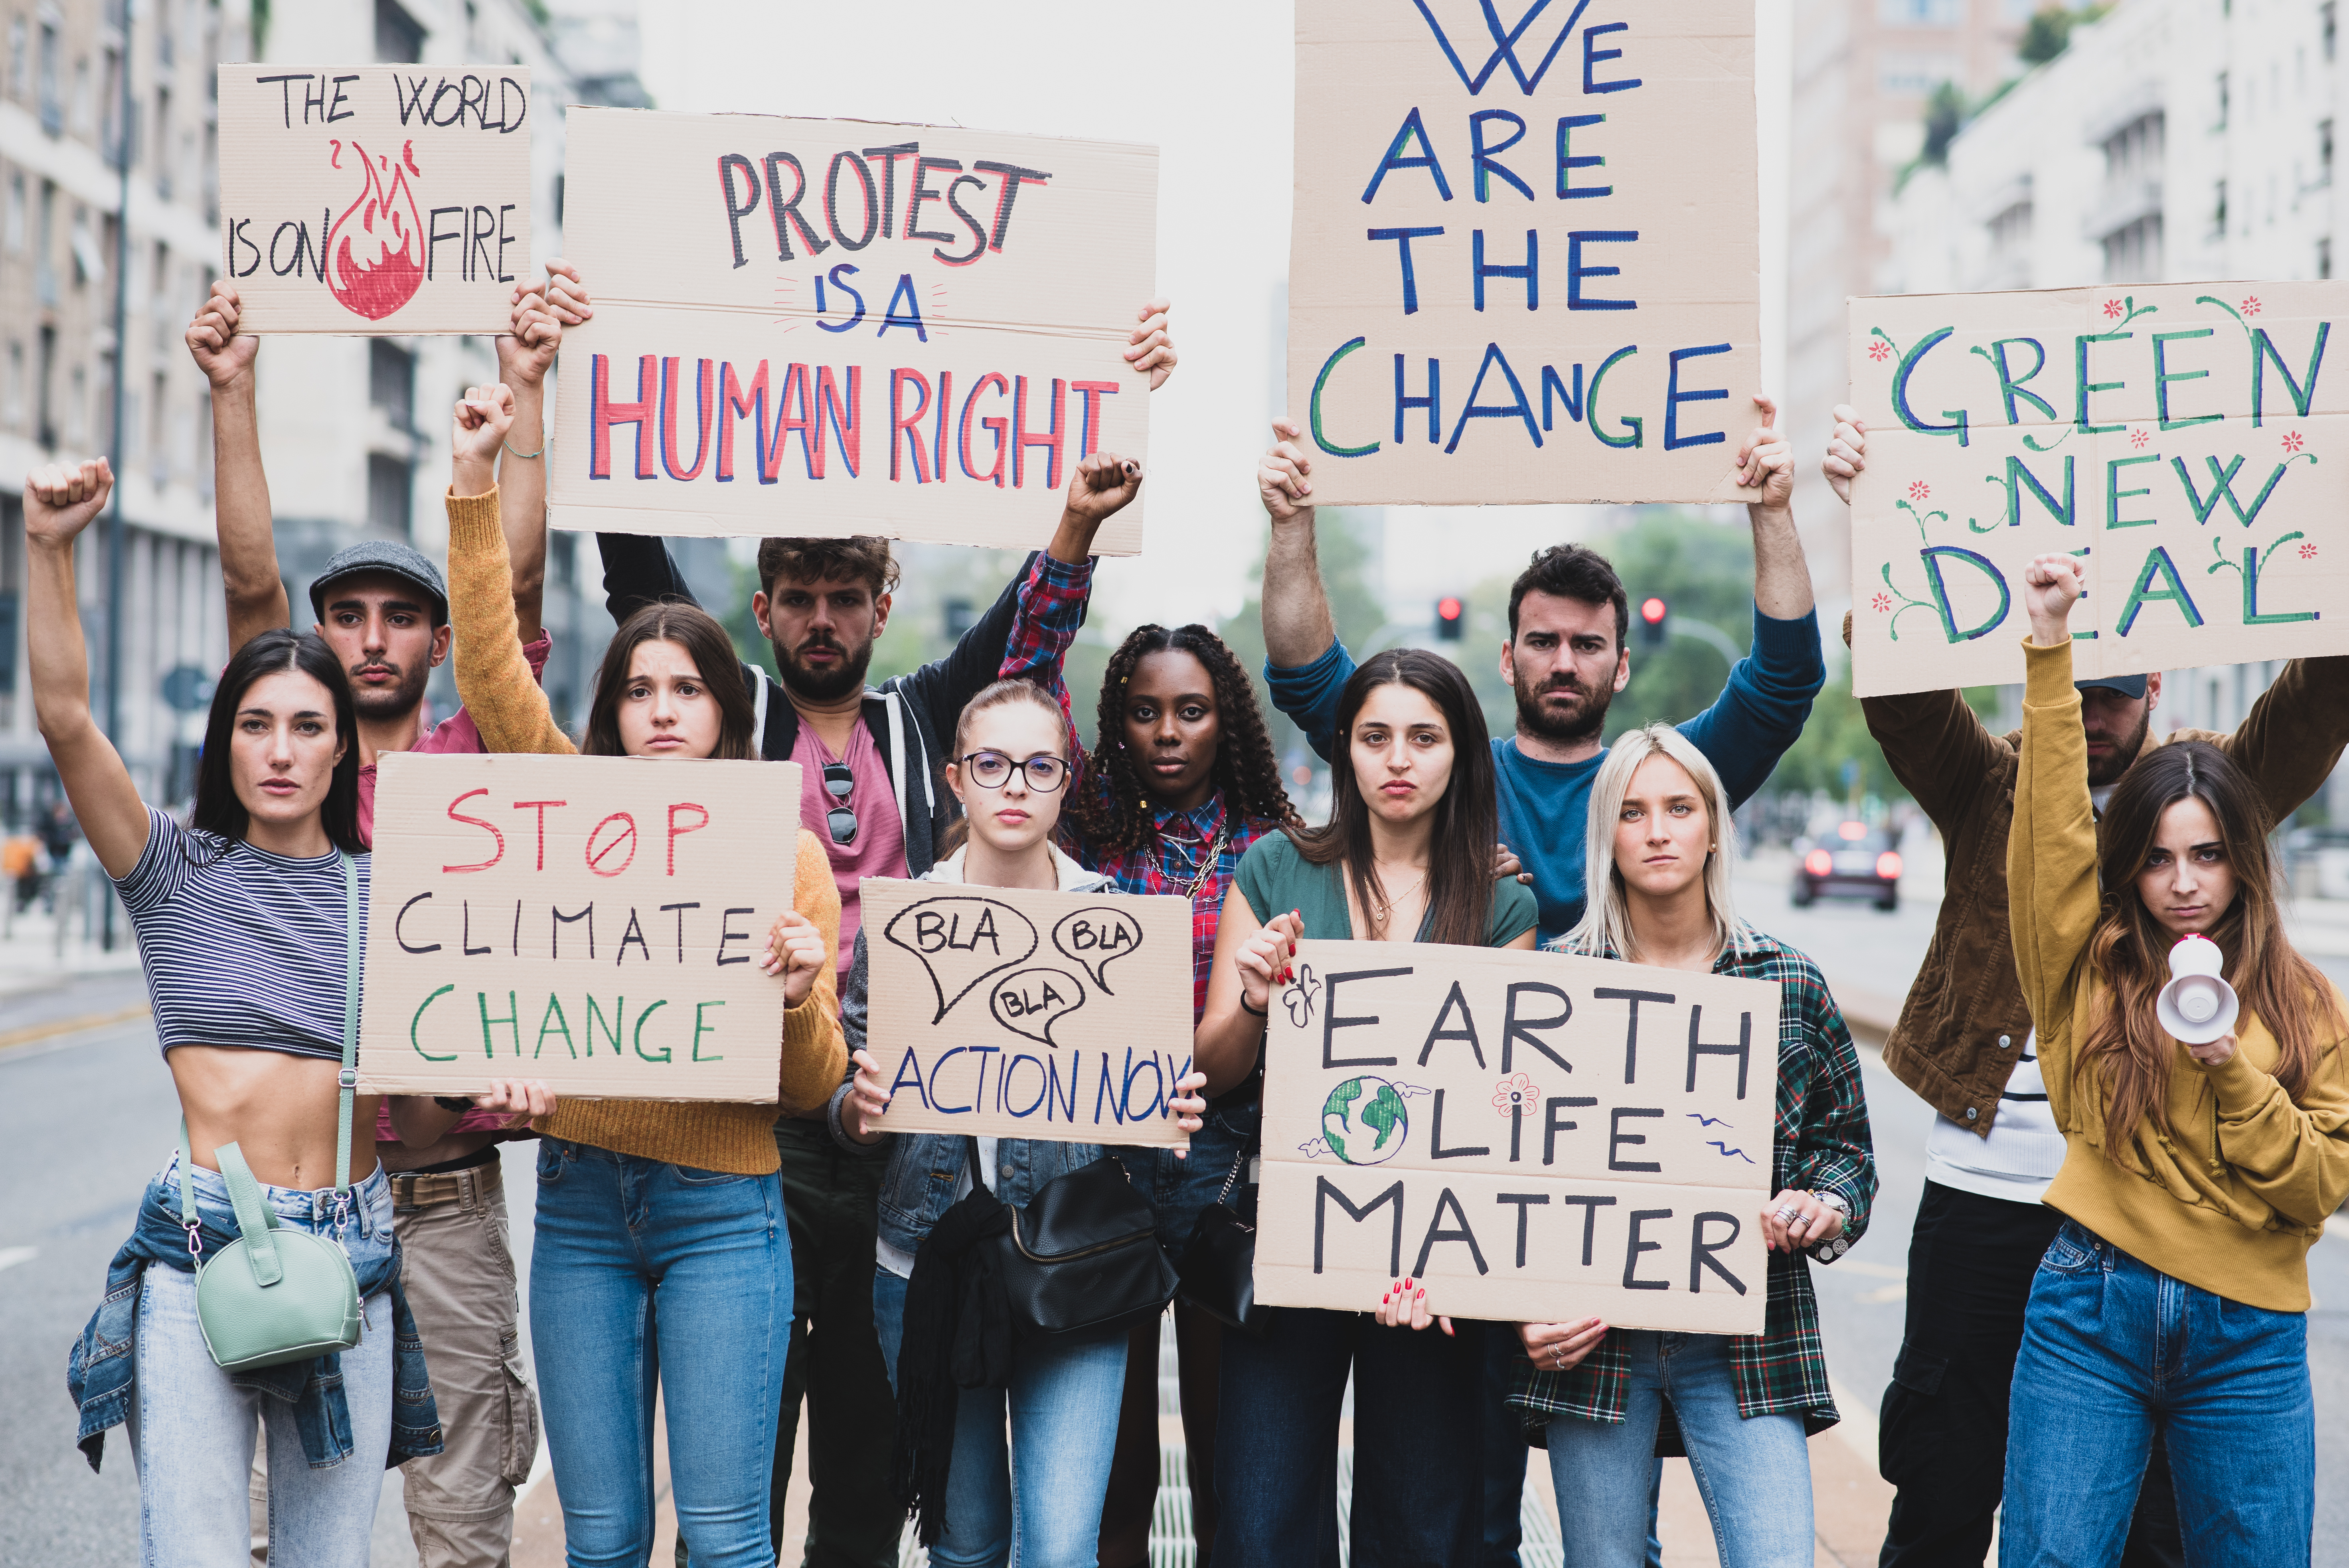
xmin=446 ymin=486 xmax=845 ymax=1175
xmin=2012 ymin=637 xmax=2349 ymax=1310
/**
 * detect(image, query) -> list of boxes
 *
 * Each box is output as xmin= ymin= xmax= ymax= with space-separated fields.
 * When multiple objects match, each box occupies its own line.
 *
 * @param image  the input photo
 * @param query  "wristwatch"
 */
xmin=1808 ymin=1189 xmax=1851 ymax=1262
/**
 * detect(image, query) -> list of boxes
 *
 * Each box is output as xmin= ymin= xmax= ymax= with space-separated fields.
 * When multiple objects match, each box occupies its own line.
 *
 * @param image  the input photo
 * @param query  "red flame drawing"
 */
xmin=326 ymin=140 xmax=425 ymax=321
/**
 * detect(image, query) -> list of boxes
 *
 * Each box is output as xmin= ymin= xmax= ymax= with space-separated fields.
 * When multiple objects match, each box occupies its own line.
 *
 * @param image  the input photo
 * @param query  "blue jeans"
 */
xmin=126 ymin=1162 xmax=396 ymax=1567
xmin=531 ymin=1141 xmax=791 ymax=1568
xmin=873 ymin=1266 xmax=1128 ymax=1568
xmin=1215 ymin=1303 xmax=1483 ymax=1568
xmin=1544 ymin=1331 xmax=1812 ymax=1568
xmin=2001 ymin=1220 xmax=2312 ymax=1568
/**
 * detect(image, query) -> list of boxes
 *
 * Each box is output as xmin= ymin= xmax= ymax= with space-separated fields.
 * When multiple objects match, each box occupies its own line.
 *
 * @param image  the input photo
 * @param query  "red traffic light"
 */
xmin=1640 ymin=597 xmax=1667 ymax=624
xmin=1437 ymin=596 xmax=1463 ymax=622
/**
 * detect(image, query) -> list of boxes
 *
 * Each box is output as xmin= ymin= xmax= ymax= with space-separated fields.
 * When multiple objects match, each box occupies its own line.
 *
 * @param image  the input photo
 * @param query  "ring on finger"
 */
xmin=1773 ymin=1204 xmax=1801 ymax=1224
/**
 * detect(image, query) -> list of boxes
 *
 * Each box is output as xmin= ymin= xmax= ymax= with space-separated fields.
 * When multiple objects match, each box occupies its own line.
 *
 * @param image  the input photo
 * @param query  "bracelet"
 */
xmin=502 ymin=439 xmax=545 ymax=460
xmin=1239 ymin=992 xmax=1268 ymax=1018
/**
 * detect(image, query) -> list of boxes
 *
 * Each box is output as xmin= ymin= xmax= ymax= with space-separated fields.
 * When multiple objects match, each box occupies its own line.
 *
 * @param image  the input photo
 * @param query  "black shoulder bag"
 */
xmin=973 ymin=1137 xmax=1177 ymax=1341
xmin=1175 ymin=1136 xmax=1277 ymax=1337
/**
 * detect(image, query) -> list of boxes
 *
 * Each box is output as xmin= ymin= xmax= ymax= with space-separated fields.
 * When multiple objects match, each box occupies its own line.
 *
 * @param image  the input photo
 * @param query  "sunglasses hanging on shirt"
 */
xmin=823 ymin=761 xmax=857 ymax=845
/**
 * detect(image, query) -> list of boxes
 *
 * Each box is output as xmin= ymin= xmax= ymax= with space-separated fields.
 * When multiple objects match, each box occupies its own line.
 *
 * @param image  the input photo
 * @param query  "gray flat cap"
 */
xmin=308 ymin=540 xmax=449 ymax=621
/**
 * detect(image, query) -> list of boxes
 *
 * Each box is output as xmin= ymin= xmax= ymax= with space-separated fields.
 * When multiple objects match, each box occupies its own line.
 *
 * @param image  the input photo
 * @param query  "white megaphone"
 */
xmin=2156 ymin=934 xmax=2239 ymax=1045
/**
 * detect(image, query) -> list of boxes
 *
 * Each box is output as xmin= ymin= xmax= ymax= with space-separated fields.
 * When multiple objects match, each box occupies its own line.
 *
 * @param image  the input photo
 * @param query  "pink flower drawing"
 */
xmin=2301 ymin=542 xmax=2320 ymax=560
xmin=2242 ymin=296 xmax=2264 ymax=317
xmin=1908 ymin=480 xmax=1931 ymax=500
xmin=1492 ymin=1074 xmax=1540 ymax=1117
xmin=2284 ymin=430 xmax=2306 ymax=453
xmin=1867 ymin=338 xmax=1894 ymax=362
xmin=2130 ymin=427 xmax=2151 ymax=449
xmin=1872 ymin=592 xmax=1894 ymax=613
xmin=2103 ymin=298 xmax=2125 ymax=319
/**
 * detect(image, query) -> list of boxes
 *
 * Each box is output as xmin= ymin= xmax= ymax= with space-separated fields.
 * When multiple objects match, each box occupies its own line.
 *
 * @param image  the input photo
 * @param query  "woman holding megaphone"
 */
xmin=443 ymin=383 xmax=846 ymax=1568
xmin=2000 ymin=551 xmax=2349 ymax=1564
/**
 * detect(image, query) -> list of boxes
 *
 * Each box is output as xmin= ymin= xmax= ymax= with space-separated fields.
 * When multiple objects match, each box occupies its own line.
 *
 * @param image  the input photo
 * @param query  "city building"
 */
xmin=0 ymin=0 xmax=641 ymax=837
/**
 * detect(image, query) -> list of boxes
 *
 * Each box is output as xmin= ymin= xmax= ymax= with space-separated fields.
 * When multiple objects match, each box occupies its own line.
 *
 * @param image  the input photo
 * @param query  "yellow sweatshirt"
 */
xmin=445 ymin=486 xmax=846 ymax=1175
xmin=2011 ymin=637 xmax=2349 ymax=1310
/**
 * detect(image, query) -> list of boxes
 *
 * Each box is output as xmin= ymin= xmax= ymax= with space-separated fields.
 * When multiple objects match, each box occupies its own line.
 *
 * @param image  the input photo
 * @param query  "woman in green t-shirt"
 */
xmin=1195 ymin=648 xmax=1536 ymax=1567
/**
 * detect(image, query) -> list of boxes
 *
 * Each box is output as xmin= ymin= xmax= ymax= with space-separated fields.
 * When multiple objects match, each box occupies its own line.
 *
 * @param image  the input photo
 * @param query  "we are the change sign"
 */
xmin=1287 ymin=0 xmax=1763 ymax=506
xmin=1849 ymin=282 xmax=2349 ymax=697
xmin=863 ymin=878 xmax=1192 ymax=1147
xmin=548 ymin=109 xmax=1158 ymax=550
xmin=1256 ymin=942 xmax=1779 ymax=1332
xmin=215 ymin=65 xmax=531 ymax=333
xmin=358 ymin=753 xmax=801 ymax=1101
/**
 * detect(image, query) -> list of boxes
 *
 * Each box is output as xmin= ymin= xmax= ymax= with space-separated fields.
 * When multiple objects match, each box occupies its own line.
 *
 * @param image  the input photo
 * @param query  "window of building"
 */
xmin=34 ymin=324 xmax=52 ymax=448
xmin=2329 ymin=2 xmax=2340 ymax=62
xmin=152 ymin=85 xmax=170 ymax=195
xmin=1881 ymin=0 xmax=1964 ymax=24
xmin=6 ymin=16 xmax=25 ymax=101
xmin=2 ymin=340 xmax=20 ymax=429
xmin=2215 ymin=71 xmax=2228 ymax=131
xmin=369 ymin=340 xmax=415 ymax=429
xmin=1989 ymin=199 xmax=2033 ymax=252
xmin=2100 ymin=213 xmax=2163 ymax=281
xmin=2322 ymin=120 xmax=2335 ymax=186
xmin=100 ymin=44 xmax=119 ymax=162
xmin=2100 ymin=111 xmax=2164 ymax=183
xmin=3 ymin=172 xmax=20 ymax=252
xmin=34 ymin=179 xmax=53 ymax=306
xmin=147 ymin=370 xmax=165 ymax=473
xmin=2323 ymin=236 xmax=2335 ymax=279
xmin=375 ymin=0 xmax=424 ymax=64
xmin=35 ymin=18 xmax=56 ymax=133
xmin=2214 ymin=177 xmax=2228 ymax=237
xmin=368 ymin=454 xmax=413 ymax=539
xmin=68 ymin=53 xmax=88 ymax=137
xmin=1879 ymin=51 xmax=1963 ymax=97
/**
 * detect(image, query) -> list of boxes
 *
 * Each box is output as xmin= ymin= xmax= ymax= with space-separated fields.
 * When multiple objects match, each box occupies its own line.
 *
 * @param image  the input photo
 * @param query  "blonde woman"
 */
xmin=1509 ymin=724 xmax=1875 ymax=1568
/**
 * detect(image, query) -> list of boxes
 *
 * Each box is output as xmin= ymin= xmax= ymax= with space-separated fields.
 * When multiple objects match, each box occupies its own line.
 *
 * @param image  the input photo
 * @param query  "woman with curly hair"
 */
xmin=1000 ymin=550 xmax=1296 ymax=1568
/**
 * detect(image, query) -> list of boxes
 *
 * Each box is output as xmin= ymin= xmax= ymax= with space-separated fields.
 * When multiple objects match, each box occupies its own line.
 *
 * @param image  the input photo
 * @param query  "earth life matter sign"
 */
xmin=1286 ymin=0 xmax=1764 ymax=506
xmin=1848 ymin=282 xmax=2349 ymax=697
xmin=548 ymin=108 xmax=1159 ymax=549
xmin=1256 ymin=940 xmax=1779 ymax=1332
xmin=861 ymin=877 xmax=1193 ymax=1147
xmin=358 ymin=752 xmax=800 ymax=1101
xmin=215 ymin=65 xmax=532 ymax=333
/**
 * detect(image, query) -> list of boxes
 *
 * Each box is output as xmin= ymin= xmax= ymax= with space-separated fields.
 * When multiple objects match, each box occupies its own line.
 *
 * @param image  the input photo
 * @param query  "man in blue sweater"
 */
xmin=1254 ymin=397 xmax=1826 ymax=1562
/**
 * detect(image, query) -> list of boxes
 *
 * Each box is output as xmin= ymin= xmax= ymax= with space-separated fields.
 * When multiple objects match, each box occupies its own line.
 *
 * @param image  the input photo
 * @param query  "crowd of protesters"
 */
xmin=19 ymin=250 xmax=2345 ymax=1568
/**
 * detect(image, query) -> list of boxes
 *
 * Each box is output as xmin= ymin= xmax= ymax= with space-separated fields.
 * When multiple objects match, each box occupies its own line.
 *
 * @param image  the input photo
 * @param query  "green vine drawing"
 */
xmin=1895 ymin=496 xmax=1948 ymax=543
xmin=1879 ymin=563 xmax=1939 ymax=642
xmin=2022 ymin=427 xmax=2073 ymax=452
xmin=2195 ymin=294 xmax=2255 ymax=351
xmin=2208 ymin=530 xmax=2308 ymax=584
xmin=2101 ymin=294 xmax=2159 ymax=330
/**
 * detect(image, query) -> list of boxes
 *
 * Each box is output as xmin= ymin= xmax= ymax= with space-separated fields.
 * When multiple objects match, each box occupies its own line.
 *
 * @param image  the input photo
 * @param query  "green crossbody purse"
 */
xmin=181 ymin=852 xmax=365 ymax=1372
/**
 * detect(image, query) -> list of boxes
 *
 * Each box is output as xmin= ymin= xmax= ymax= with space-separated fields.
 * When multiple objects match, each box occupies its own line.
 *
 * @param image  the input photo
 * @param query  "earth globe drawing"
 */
xmin=1322 ymin=1076 xmax=1410 ymax=1165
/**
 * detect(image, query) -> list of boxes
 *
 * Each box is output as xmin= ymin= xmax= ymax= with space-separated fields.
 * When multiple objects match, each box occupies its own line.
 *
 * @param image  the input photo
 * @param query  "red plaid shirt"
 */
xmin=1000 ymin=555 xmax=1280 ymax=1023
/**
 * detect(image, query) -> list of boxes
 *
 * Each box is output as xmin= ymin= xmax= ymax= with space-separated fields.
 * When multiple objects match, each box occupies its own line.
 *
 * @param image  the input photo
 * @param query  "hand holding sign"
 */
xmin=763 ymin=909 xmax=828 ymax=1006
xmin=1235 ymin=909 xmax=1304 ymax=1016
xmin=844 ymin=1048 xmax=892 ymax=1142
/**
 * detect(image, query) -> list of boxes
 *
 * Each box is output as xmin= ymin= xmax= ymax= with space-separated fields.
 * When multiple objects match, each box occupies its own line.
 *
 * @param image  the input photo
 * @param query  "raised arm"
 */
xmin=2220 ymin=652 xmax=2349 ymax=830
xmin=448 ymin=385 xmax=574 ymax=756
xmin=1738 ymin=396 xmax=1814 ymax=622
xmin=23 ymin=461 xmax=151 ymax=876
xmin=492 ymin=262 xmax=589 ymax=643
xmin=1256 ymin=421 xmax=1355 ymax=762
xmin=2008 ymin=555 xmax=2102 ymax=1061
xmin=187 ymin=282 xmax=286 ymax=653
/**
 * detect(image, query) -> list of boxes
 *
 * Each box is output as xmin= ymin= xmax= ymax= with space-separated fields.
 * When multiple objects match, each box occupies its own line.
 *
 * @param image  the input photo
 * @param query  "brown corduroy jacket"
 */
xmin=1851 ymin=615 xmax=2349 ymax=1136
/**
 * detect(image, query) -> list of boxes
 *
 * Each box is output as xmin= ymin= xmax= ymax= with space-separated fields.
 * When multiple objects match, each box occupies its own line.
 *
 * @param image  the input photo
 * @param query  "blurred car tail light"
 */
xmin=1877 ymin=851 xmax=1904 ymax=879
xmin=1805 ymin=849 xmax=1834 ymax=877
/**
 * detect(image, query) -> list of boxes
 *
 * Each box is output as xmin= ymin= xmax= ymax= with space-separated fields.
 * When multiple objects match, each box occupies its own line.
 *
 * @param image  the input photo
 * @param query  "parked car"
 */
xmin=1792 ymin=821 xmax=1901 ymax=911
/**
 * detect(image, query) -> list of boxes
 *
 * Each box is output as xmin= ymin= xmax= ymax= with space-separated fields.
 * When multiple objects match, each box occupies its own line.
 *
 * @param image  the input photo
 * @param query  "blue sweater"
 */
xmin=1265 ymin=607 xmax=1825 ymax=946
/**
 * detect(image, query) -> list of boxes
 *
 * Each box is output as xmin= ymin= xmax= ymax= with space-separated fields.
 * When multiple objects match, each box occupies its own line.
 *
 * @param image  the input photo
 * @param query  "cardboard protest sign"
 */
xmin=1286 ymin=0 xmax=1764 ymax=506
xmin=1849 ymin=283 xmax=2349 ymax=697
xmin=215 ymin=65 xmax=532 ymax=334
xmin=861 ymin=877 xmax=1192 ymax=1147
xmin=547 ymin=108 xmax=1158 ymax=550
xmin=1256 ymin=941 xmax=1779 ymax=1332
xmin=358 ymin=752 xmax=802 ymax=1101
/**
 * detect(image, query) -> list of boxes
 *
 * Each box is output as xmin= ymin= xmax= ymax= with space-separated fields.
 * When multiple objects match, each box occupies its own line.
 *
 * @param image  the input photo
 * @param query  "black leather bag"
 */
xmin=1174 ymin=1142 xmax=1276 ymax=1338
xmin=970 ymin=1139 xmax=1177 ymax=1341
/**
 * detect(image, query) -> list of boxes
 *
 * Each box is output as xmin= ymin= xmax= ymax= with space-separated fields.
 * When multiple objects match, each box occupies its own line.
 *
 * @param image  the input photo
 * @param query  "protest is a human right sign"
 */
xmin=1286 ymin=0 xmax=1764 ymax=506
xmin=549 ymin=108 xmax=1158 ymax=550
xmin=1255 ymin=942 xmax=1780 ymax=1333
xmin=1848 ymin=282 xmax=2349 ymax=697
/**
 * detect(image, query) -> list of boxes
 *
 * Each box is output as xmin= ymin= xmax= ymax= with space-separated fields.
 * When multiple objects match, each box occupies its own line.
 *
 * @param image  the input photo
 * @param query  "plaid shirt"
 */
xmin=999 ymin=555 xmax=1280 ymax=1023
xmin=1509 ymin=924 xmax=1877 ymax=1435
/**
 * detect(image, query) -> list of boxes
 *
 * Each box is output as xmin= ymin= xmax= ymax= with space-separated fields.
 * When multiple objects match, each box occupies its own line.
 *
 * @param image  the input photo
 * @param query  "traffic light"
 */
xmin=1435 ymin=596 xmax=1465 ymax=642
xmin=1638 ymin=596 xmax=1669 ymax=648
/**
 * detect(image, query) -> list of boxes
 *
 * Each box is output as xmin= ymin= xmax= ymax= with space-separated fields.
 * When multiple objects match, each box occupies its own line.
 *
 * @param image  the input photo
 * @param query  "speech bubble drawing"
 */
xmin=1050 ymin=905 xmax=1146 ymax=994
xmin=988 ymin=967 xmax=1088 ymax=1048
xmin=884 ymin=897 xmax=1039 ymax=1023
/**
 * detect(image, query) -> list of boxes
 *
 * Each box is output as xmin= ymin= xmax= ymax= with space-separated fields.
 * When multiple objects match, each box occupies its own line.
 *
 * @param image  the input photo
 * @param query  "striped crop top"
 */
xmin=115 ymin=808 xmax=368 ymax=1062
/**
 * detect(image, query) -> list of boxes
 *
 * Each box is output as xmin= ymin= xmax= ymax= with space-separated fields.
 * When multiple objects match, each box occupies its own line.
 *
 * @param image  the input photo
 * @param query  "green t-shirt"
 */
xmin=1231 ymin=831 xmax=1537 ymax=947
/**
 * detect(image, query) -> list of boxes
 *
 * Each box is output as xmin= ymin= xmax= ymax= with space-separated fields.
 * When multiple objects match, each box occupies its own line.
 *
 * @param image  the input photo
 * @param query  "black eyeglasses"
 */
xmin=822 ymin=761 xmax=857 ymax=845
xmin=959 ymin=750 xmax=1069 ymax=793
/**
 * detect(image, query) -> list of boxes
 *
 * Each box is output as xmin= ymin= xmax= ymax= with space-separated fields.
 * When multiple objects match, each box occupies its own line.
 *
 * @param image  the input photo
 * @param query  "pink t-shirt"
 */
xmin=369 ymin=632 xmax=550 ymax=1145
xmin=793 ymin=717 xmax=905 ymax=972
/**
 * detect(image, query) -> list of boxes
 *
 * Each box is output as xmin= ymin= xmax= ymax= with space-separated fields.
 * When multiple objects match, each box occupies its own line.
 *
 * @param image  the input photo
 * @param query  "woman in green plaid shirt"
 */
xmin=1511 ymin=723 xmax=1876 ymax=1568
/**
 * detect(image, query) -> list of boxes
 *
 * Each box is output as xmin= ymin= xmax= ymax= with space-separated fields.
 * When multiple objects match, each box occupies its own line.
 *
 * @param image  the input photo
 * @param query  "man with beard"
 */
xmin=187 ymin=267 xmax=585 ymax=1568
xmin=1823 ymin=406 xmax=2349 ymax=1568
xmin=1253 ymin=397 xmax=1825 ymax=1568
xmin=597 ymin=301 xmax=1175 ymax=1568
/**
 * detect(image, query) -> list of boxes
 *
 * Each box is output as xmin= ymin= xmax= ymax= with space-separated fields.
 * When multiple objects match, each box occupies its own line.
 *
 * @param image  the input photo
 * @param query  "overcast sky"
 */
xmin=636 ymin=0 xmax=1790 ymax=630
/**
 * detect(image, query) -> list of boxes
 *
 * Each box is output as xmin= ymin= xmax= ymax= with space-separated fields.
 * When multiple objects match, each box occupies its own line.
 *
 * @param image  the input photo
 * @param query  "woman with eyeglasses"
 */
xmin=831 ymin=677 xmax=1211 ymax=1568
xmin=443 ymin=383 xmax=847 ymax=1567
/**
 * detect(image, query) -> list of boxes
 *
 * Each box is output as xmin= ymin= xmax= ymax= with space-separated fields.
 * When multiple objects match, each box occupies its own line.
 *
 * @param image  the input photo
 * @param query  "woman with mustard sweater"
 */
xmin=2003 ymin=552 xmax=2349 ymax=1567
xmin=443 ymin=384 xmax=847 ymax=1567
